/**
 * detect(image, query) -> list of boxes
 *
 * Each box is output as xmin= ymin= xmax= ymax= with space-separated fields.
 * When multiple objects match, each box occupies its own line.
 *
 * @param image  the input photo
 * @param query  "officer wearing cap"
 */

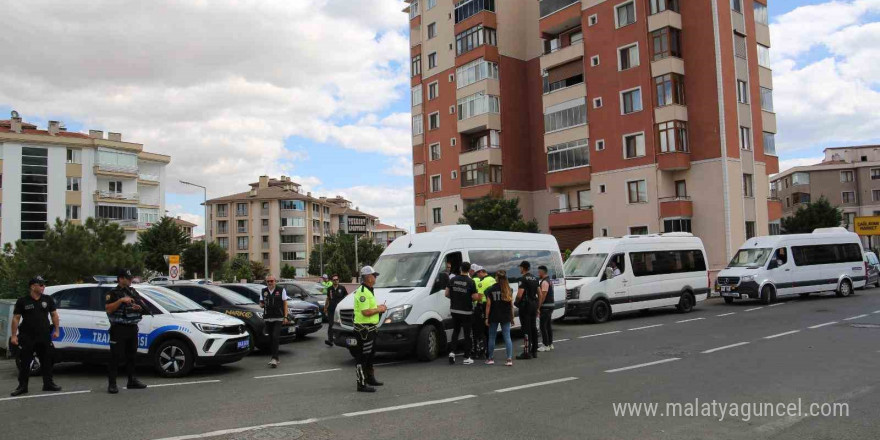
xmin=353 ymin=266 xmax=386 ymax=392
xmin=105 ymin=269 xmax=150 ymax=394
xmin=9 ymin=276 xmax=62 ymax=397
xmin=321 ymin=274 xmax=332 ymax=294
xmin=473 ymin=265 xmax=496 ymax=359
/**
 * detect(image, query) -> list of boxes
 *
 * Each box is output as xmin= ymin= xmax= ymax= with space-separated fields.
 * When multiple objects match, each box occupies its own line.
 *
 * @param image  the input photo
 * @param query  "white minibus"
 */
xmin=716 ymin=227 xmax=866 ymax=303
xmin=332 ymin=225 xmax=565 ymax=361
xmin=563 ymin=233 xmax=709 ymax=323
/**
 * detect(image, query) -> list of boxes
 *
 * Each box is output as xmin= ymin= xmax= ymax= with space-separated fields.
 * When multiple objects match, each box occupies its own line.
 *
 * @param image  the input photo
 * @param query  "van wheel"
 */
xmin=588 ymin=299 xmax=611 ymax=323
xmin=154 ymin=339 xmax=194 ymax=378
xmin=416 ymin=324 xmax=443 ymax=362
xmin=676 ymin=292 xmax=695 ymax=313
xmin=836 ymin=279 xmax=853 ymax=297
xmin=760 ymin=286 xmax=775 ymax=305
xmin=723 ymin=297 xmax=735 ymax=304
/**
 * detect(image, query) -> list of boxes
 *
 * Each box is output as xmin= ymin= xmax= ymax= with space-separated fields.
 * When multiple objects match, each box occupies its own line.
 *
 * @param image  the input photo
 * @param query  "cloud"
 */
xmin=317 ymin=183 xmax=415 ymax=232
xmin=777 ymin=156 xmax=825 ymax=174
xmin=386 ymin=156 xmax=414 ymax=177
xmin=165 ymin=205 xmax=205 ymax=236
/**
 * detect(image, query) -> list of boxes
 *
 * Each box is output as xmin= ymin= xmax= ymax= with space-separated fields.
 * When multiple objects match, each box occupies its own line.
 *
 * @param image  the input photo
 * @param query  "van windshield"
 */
xmin=564 ymin=253 xmax=608 ymax=278
xmin=728 ymin=248 xmax=772 ymax=268
xmin=373 ymin=252 xmax=440 ymax=289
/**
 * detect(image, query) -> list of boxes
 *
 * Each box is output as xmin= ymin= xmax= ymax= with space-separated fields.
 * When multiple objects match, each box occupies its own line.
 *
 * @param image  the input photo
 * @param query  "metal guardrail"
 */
xmin=550 ymin=206 xmax=593 ymax=214
xmin=658 ymin=196 xmax=692 ymax=202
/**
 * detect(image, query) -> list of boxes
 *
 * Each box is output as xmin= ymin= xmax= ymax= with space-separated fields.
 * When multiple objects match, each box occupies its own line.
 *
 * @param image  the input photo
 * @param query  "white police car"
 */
xmin=38 ymin=283 xmax=250 ymax=377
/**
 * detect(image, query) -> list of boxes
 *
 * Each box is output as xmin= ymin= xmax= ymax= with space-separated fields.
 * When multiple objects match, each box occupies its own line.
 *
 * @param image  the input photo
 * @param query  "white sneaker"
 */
xmin=448 ymin=353 xmax=455 ymax=365
xmin=537 ymin=346 xmax=550 ymax=352
xmin=268 ymin=359 xmax=278 ymax=368
xmin=550 ymin=344 xmax=555 ymax=351
xmin=463 ymin=358 xmax=474 ymax=365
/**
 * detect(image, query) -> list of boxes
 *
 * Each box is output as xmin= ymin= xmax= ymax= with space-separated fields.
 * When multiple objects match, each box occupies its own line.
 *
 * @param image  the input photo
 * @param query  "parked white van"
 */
xmin=331 ymin=225 xmax=566 ymax=361
xmin=716 ymin=227 xmax=866 ymax=304
xmin=563 ymin=233 xmax=709 ymax=323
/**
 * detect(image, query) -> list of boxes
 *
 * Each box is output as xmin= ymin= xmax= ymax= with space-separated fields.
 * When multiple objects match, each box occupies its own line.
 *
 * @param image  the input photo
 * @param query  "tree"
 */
xmin=781 ymin=197 xmax=843 ymax=234
xmin=280 ymin=264 xmax=297 ymax=279
xmin=137 ymin=217 xmax=190 ymax=274
xmin=308 ymin=233 xmax=385 ymax=279
xmin=458 ymin=197 xmax=540 ymax=233
xmin=228 ymin=255 xmax=253 ymax=282
xmin=250 ymin=260 xmax=268 ymax=281
xmin=180 ymin=241 xmax=228 ymax=280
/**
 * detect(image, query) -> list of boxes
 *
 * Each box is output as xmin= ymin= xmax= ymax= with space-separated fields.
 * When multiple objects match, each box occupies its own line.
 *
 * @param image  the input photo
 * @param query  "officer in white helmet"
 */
xmin=352 ymin=266 xmax=386 ymax=392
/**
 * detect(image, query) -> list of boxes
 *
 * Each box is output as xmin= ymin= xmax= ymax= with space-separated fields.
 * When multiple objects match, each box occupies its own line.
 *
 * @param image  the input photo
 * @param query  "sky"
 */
xmin=1 ymin=0 xmax=879 ymax=235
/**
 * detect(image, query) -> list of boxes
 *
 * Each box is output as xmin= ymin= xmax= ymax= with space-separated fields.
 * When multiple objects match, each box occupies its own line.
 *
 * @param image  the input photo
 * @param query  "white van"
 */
xmin=331 ymin=225 xmax=565 ymax=361
xmin=715 ymin=227 xmax=866 ymax=304
xmin=563 ymin=233 xmax=709 ymax=323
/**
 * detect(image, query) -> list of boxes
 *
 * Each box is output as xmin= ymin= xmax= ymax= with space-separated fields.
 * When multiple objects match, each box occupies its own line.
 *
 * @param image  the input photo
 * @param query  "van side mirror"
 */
xmin=431 ymin=275 xmax=448 ymax=294
xmin=200 ymin=300 xmax=214 ymax=309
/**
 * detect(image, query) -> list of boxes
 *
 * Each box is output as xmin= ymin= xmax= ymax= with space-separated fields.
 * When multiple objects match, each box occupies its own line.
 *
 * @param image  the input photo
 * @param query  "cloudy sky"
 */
xmin=1 ymin=0 xmax=878 ymax=234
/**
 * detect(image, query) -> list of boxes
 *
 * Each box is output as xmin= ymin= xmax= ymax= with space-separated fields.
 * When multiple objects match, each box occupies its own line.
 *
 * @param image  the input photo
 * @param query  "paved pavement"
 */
xmin=2 ymin=289 xmax=880 ymax=440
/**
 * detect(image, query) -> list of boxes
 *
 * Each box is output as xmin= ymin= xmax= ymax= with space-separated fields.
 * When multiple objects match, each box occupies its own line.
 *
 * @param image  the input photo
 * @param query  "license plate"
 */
xmin=286 ymin=327 xmax=296 ymax=334
xmin=720 ymin=286 xmax=732 ymax=293
xmin=237 ymin=340 xmax=249 ymax=349
xmin=346 ymin=338 xmax=358 ymax=347
xmin=721 ymin=292 xmax=740 ymax=298
xmin=314 ymin=318 xmax=322 ymax=325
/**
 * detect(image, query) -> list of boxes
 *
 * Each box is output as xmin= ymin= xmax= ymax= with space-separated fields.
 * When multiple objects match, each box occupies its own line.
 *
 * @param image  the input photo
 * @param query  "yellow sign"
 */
xmin=854 ymin=216 xmax=880 ymax=235
xmin=169 ymin=255 xmax=180 ymax=264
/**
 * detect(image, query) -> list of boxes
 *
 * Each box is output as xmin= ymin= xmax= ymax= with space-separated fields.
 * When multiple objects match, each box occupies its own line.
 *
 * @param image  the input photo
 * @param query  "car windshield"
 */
xmin=564 ymin=253 xmax=608 ymax=278
xmin=207 ymin=285 xmax=257 ymax=305
xmin=728 ymin=248 xmax=773 ymax=268
xmin=138 ymin=286 xmax=204 ymax=313
xmin=373 ymin=252 xmax=440 ymax=289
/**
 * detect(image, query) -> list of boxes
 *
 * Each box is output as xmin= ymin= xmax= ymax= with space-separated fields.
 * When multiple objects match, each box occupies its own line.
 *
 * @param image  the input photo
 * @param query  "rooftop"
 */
xmin=172 ymin=216 xmax=198 ymax=228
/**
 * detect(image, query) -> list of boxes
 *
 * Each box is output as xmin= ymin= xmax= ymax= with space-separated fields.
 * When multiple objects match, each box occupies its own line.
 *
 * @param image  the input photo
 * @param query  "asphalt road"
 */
xmin=3 ymin=289 xmax=880 ymax=440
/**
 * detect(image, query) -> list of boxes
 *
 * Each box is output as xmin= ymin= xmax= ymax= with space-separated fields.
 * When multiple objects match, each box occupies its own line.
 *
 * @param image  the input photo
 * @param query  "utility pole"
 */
xmin=180 ymin=180 xmax=208 ymax=281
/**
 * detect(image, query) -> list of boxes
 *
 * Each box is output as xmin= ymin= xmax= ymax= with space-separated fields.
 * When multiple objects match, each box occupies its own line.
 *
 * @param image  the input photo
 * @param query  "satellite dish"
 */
xmin=10 ymin=110 xmax=20 ymax=119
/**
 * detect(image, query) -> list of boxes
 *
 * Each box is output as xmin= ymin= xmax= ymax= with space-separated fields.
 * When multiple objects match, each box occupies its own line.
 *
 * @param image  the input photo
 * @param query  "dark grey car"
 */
xmin=865 ymin=252 xmax=880 ymax=288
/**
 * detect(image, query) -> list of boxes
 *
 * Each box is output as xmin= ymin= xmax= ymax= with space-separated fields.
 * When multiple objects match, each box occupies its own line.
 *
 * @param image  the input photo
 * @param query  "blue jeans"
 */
xmin=487 ymin=321 xmax=512 ymax=360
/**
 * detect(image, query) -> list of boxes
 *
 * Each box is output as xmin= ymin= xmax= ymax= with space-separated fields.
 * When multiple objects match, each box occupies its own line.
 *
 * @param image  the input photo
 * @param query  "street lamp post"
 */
xmin=180 ymin=180 xmax=208 ymax=281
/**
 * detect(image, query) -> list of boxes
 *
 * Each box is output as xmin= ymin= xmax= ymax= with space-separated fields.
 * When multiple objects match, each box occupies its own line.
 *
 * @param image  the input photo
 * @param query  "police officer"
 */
xmin=353 ymin=266 xmax=386 ymax=392
xmin=515 ymin=261 xmax=540 ymax=360
xmin=320 ymin=274 xmax=332 ymax=294
xmin=105 ymin=269 xmax=150 ymax=394
xmin=261 ymin=275 xmax=290 ymax=368
xmin=10 ymin=276 xmax=62 ymax=397
xmin=324 ymin=274 xmax=348 ymax=347
xmin=471 ymin=265 xmax=494 ymax=359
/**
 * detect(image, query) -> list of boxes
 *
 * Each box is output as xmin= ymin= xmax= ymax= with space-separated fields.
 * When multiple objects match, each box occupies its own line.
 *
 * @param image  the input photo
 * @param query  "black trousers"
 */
xmin=265 ymin=321 xmax=282 ymax=360
xmin=354 ymin=323 xmax=377 ymax=386
xmin=17 ymin=336 xmax=54 ymax=388
xmin=108 ymin=324 xmax=138 ymax=385
xmin=449 ymin=313 xmax=472 ymax=358
xmin=326 ymin=308 xmax=337 ymax=342
xmin=519 ymin=306 xmax=538 ymax=355
xmin=471 ymin=305 xmax=487 ymax=358
xmin=540 ymin=307 xmax=554 ymax=346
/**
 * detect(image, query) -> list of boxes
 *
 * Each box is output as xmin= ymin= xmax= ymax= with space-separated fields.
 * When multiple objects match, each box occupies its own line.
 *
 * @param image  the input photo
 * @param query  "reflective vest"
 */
xmin=353 ymin=285 xmax=379 ymax=325
xmin=475 ymin=276 xmax=496 ymax=304
xmin=321 ymin=280 xmax=333 ymax=294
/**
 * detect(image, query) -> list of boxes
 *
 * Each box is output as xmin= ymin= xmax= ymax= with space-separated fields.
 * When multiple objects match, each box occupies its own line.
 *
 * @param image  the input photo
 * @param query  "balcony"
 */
xmin=139 ymin=197 xmax=160 ymax=208
xmin=461 ymin=183 xmax=503 ymax=200
xmin=548 ymin=206 xmax=594 ymax=229
xmin=107 ymin=219 xmax=139 ymax=230
xmin=459 ymin=145 xmax=502 ymax=167
xmin=138 ymin=173 xmax=160 ymax=185
xmin=647 ymin=10 xmax=682 ymax=33
xmin=540 ymin=0 xmax=581 ymax=35
xmin=546 ymin=166 xmax=591 ymax=190
xmin=94 ymin=190 xmax=139 ymax=204
xmin=659 ymin=197 xmax=693 ymax=218
xmin=657 ymin=151 xmax=691 ymax=171
xmin=455 ymin=0 xmax=495 ymax=24
xmin=540 ymin=40 xmax=584 ymax=72
xmin=458 ymin=112 xmax=501 ymax=135
xmin=94 ymin=163 xmax=138 ymax=178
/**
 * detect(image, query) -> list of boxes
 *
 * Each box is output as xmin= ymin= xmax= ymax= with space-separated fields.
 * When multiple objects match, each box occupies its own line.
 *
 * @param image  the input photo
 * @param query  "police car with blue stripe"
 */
xmin=41 ymin=283 xmax=250 ymax=377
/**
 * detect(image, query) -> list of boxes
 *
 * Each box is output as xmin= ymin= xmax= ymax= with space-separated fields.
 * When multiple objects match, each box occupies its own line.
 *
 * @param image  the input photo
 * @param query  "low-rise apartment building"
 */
xmin=173 ymin=216 xmax=198 ymax=242
xmin=373 ymin=223 xmax=408 ymax=248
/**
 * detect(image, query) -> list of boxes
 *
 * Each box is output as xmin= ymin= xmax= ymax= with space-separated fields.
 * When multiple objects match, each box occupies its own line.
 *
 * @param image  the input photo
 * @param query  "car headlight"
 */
xmin=741 ymin=275 xmax=755 ymax=282
xmin=255 ymin=312 xmax=264 ymax=319
xmin=193 ymin=322 xmax=225 ymax=334
xmin=334 ymin=308 xmax=341 ymax=325
xmin=566 ymin=288 xmax=580 ymax=300
xmin=383 ymin=304 xmax=413 ymax=324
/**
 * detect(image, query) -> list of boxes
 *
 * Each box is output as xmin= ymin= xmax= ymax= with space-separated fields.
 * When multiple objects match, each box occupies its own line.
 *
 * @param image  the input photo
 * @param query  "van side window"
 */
xmin=469 ymin=249 xmax=563 ymax=284
xmin=611 ymin=254 xmax=626 ymax=274
xmin=629 ymin=250 xmax=707 ymax=277
xmin=791 ymin=244 xmax=862 ymax=266
xmin=773 ymin=248 xmax=788 ymax=265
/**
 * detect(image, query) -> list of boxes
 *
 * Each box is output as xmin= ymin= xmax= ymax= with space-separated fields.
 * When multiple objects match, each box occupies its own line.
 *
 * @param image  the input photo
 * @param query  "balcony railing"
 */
xmin=95 ymin=190 xmax=139 ymax=201
xmin=140 ymin=197 xmax=160 ymax=206
xmin=463 ymin=143 xmax=500 ymax=154
xmin=96 ymin=163 xmax=138 ymax=174
xmin=658 ymin=196 xmax=691 ymax=202
xmin=107 ymin=219 xmax=138 ymax=228
xmin=550 ymin=205 xmax=593 ymax=214
xmin=138 ymin=173 xmax=159 ymax=182
xmin=540 ymin=0 xmax=579 ymax=18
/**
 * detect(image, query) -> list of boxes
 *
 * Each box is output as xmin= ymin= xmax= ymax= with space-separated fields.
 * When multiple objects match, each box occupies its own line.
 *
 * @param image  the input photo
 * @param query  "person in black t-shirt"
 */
xmin=10 ymin=276 xmax=62 ymax=397
xmin=324 ymin=274 xmax=348 ymax=346
xmin=515 ymin=261 xmax=540 ymax=360
xmin=485 ymin=270 xmax=515 ymax=366
xmin=537 ymin=265 xmax=556 ymax=352
xmin=445 ymin=261 xmax=479 ymax=365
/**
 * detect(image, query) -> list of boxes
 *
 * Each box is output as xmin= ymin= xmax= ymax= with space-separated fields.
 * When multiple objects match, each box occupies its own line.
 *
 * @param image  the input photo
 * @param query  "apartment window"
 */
xmin=793 ymin=193 xmax=810 ymax=204
xmin=843 ymin=212 xmax=856 ymax=229
xmin=675 ymin=180 xmax=687 ymax=198
xmin=412 ymin=114 xmax=423 ymax=136
xmin=621 ymin=88 xmax=643 ymax=114
xmin=740 ymin=126 xmax=751 ymax=150
xmin=588 ymin=14 xmax=598 ymax=26
xmin=763 ymin=132 xmax=776 ymax=156
xmin=281 ymin=217 xmax=306 ymax=228
xmin=95 ymin=205 xmax=137 ymax=221
xmin=591 ymin=97 xmax=602 ymax=109
xmin=737 ymin=80 xmax=749 ymax=103
xmin=757 ymin=44 xmax=771 ymax=68
xmin=627 ymin=180 xmax=648 ymax=203
xmin=237 ymin=219 xmax=247 ymax=233
xmin=873 ymin=190 xmax=880 ymax=201
xmin=108 ymin=181 xmax=122 ymax=193
xmin=428 ymin=82 xmax=439 ymax=100
xmin=743 ymin=173 xmax=754 ymax=197
xmin=734 ymin=33 xmax=747 ymax=58
xmin=657 ymin=121 xmax=689 ymax=153
xmin=66 ymin=205 xmax=80 ymax=220
xmin=543 ymin=71 xmax=584 ymax=94
xmin=664 ymin=218 xmax=692 ymax=233
xmin=281 ymin=235 xmax=306 ymax=244
xmin=217 ymin=204 xmax=228 ymax=217
xmin=871 ymin=169 xmax=880 ymax=180
xmin=590 ymin=55 xmax=600 ymax=66
xmin=745 ymin=221 xmax=756 ymax=240
xmin=630 ymin=226 xmax=649 ymax=235
xmin=455 ymin=0 xmax=495 ymax=23
xmin=651 ymin=27 xmax=681 ymax=61
xmin=217 ymin=237 xmax=229 ymax=249
xmin=544 ymin=98 xmax=587 ymax=132
xmin=754 ymin=2 xmax=768 ymax=25
xmin=66 ymin=148 xmax=82 ymax=164
xmin=428 ymin=52 xmax=437 ymax=69
xmin=769 ymin=222 xmax=781 ymax=235
xmin=785 ymin=197 xmax=790 ymax=207
xmin=655 ymin=73 xmax=685 ymax=107
xmin=601 ymin=228 xmax=609 ymax=236
xmin=66 ymin=177 xmax=81 ymax=191
xmin=411 ymin=85 xmax=422 ymax=106
xmin=409 ymin=0 xmax=420 ymax=18
xmin=457 ymin=92 xmax=500 ymax=120
xmin=760 ymin=87 xmax=774 ymax=111
xmin=615 ymin=1 xmax=636 ymax=28
xmin=430 ymin=175 xmax=442 ymax=192
xmin=618 ymin=43 xmax=639 ymax=70
xmin=432 ymin=207 xmax=442 ymax=224
xmin=460 ymin=161 xmax=502 ymax=187
xmin=599 ymin=184 xmax=607 ymax=194
xmin=281 ymin=252 xmax=306 ymax=261
xmin=427 ymin=22 xmax=437 ymax=39
xmin=217 ymin=220 xmax=228 ymax=234
xmin=430 ymin=143 xmax=441 ymax=161
xmin=544 ymin=37 xmax=560 ymax=54
xmin=624 ymin=133 xmax=646 ymax=159
xmin=731 ymin=0 xmax=742 ymax=13
xmin=547 ymin=139 xmax=590 ymax=172
xmin=570 ymin=31 xmax=583 ymax=44
xmin=428 ymin=112 xmax=440 ymax=130
xmin=465 ymin=130 xmax=500 ymax=152
xmin=792 ymin=172 xmax=809 ymax=185
xmin=595 ymin=139 xmax=605 ymax=151
xmin=280 ymin=200 xmax=305 ymax=210
xmin=237 ymin=237 xmax=249 ymax=251
xmin=456 ymin=58 xmax=499 ymax=89
xmin=451 ymin=137 xmax=457 ymax=147
xmin=411 ymin=54 xmax=421 ymax=77
xmin=451 ymin=170 xmax=458 ymax=180
xmin=455 ymin=25 xmax=497 ymax=56
xmin=840 ymin=171 xmax=854 ymax=182
xmin=650 ymin=0 xmax=679 ymax=14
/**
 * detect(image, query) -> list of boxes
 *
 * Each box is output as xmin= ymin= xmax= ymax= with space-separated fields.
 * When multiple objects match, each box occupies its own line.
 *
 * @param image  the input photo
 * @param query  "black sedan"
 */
xmin=277 ymin=281 xmax=329 ymax=320
xmin=219 ymin=283 xmax=323 ymax=337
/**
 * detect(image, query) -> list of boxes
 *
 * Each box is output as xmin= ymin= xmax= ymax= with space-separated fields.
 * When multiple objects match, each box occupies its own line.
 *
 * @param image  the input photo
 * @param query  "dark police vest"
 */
xmin=107 ymin=286 xmax=144 ymax=325
xmin=540 ymin=276 xmax=555 ymax=308
xmin=261 ymin=286 xmax=286 ymax=319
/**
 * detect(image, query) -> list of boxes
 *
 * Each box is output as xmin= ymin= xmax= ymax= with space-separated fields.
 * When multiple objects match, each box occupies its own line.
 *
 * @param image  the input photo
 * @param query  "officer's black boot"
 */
xmin=42 ymin=381 xmax=62 ymax=392
xmin=365 ymin=367 xmax=383 ymax=387
xmin=10 ymin=385 xmax=28 ymax=397
xmin=108 ymin=382 xmax=119 ymax=394
xmin=357 ymin=384 xmax=376 ymax=393
xmin=127 ymin=377 xmax=147 ymax=389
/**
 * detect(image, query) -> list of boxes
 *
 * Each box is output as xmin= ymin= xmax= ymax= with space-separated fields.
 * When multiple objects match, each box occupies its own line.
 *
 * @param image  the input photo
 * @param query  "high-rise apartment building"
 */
xmin=407 ymin=0 xmax=779 ymax=269
xmin=1 ymin=114 xmax=169 ymax=245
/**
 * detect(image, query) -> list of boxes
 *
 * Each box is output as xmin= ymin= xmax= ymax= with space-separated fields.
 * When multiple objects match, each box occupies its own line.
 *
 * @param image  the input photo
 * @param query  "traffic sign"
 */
xmin=854 ymin=216 xmax=880 ymax=236
xmin=169 ymin=255 xmax=181 ymax=281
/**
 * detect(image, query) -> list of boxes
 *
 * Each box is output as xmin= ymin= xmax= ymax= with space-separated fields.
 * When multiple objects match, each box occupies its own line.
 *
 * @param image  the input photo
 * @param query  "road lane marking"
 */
xmin=254 ymin=368 xmax=341 ymax=379
xmin=628 ymin=324 xmax=663 ymax=331
xmin=0 ymin=390 xmax=91 ymax=402
xmin=493 ymin=377 xmax=578 ymax=393
xmin=605 ymin=358 xmax=680 ymax=373
xmin=154 ymin=418 xmax=321 ymax=440
xmin=808 ymin=321 xmax=838 ymax=329
xmin=843 ymin=314 xmax=868 ymax=321
xmin=716 ymin=312 xmax=736 ymax=317
xmin=342 ymin=395 xmax=477 ymax=417
xmin=764 ymin=330 xmax=800 ymax=339
xmin=701 ymin=342 xmax=750 ymax=354
xmin=553 ymin=339 xmax=570 ymax=343
xmin=768 ymin=303 xmax=784 ymax=307
xmin=872 ymin=310 xmax=880 ymax=314
xmin=578 ymin=330 xmax=621 ymax=339
xmin=676 ymin=317 xmax=705 ymax=324
xmin=374 ymin=361 xmax=405 ymax=367
xmin=146 ymin=380 xmax=221 ymax=388
xmin=744 ymin=307 xmax=764 ymax=312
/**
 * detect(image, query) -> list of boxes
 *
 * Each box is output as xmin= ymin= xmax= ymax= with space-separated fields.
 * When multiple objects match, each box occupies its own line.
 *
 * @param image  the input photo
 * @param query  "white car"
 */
xmin=38 ymin=283 xmax=250 ymax=377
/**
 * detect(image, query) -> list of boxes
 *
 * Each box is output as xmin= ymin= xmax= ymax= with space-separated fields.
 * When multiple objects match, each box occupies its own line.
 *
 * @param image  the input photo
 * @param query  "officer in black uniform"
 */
xmin=10 ymin=276 xmax=62 ymax=397
xmin=324 ymin=274 xmax=348 ymax=346
xmin=260 ymin=275 xmax=289 ymax=368
xmin=105 ymin=269 xmax=149 ymax=394
xmin=515 ymin=261 xmax=540 ymax=360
